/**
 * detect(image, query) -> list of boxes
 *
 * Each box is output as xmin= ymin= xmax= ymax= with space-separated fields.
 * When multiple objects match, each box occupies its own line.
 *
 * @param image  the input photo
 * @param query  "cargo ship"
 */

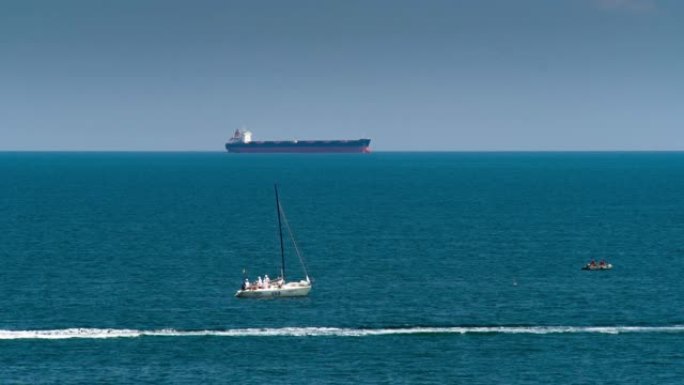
xmin=225 ymin=129 xmax=371 ymax=153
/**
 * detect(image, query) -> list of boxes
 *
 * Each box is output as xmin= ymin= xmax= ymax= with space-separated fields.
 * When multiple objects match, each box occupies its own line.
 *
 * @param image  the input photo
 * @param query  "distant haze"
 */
xmin=1 ymin=0 xmax=682 ymax=151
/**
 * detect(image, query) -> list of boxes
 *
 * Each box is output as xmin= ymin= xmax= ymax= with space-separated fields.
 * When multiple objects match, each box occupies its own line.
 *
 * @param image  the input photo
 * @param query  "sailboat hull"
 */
xmin=235 ymin=281 xmax=311 ymax=298
xmin=581 ymin=263 xmax=613 ymax=271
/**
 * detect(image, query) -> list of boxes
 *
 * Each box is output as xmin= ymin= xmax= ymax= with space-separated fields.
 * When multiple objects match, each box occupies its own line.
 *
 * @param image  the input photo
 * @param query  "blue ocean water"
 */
xmin=1 ymin=152 xmax=684 ymax=384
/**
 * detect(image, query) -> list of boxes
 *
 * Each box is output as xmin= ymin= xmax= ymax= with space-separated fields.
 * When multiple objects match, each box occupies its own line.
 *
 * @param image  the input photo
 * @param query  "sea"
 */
xmin=1 ymin=152 xmax=684 ymax=384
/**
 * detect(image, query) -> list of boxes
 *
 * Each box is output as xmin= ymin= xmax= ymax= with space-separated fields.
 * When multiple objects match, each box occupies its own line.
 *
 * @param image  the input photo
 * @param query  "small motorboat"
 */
xmin=582 ymin=261 xmax=613 ymax=271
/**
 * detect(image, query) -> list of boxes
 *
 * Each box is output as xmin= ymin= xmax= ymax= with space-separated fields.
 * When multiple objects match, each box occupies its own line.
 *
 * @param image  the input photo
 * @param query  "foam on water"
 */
xmin=1 ymin=325 xmax=684 ymax=340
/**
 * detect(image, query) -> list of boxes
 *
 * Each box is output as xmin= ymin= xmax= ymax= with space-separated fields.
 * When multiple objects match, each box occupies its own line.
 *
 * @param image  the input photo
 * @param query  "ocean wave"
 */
xmin=2 ymin=325 xmax=684 ymax=340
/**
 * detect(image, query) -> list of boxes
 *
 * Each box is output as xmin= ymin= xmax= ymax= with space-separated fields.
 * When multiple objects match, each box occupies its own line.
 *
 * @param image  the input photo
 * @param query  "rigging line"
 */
xmin=280 ymin=206 xmax=309 ymax=278
xmin=278 ymin=204 xmax=311 ymax=279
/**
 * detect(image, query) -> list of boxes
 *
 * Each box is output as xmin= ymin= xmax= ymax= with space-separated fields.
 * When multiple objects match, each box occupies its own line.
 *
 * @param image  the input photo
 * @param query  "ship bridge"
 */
xmin=230 ymin=129 xmax=252 ymax=143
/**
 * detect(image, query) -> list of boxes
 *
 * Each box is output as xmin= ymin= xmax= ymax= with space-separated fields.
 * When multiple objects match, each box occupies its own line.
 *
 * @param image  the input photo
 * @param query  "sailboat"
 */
xmin=235 ymin=185 xmax=312 ymax=298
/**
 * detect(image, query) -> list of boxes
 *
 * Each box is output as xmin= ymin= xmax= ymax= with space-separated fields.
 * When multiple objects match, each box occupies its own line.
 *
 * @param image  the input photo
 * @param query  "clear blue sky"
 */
xmin=1 ymin=0 xmax=682 ymax=151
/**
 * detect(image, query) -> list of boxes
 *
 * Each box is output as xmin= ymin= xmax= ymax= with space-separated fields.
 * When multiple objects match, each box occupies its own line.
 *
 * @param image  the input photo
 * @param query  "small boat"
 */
xmin=235 ymin=185 xmax=312 ymax=298
xmin=581 ymin=261 xmax=613 ymax=271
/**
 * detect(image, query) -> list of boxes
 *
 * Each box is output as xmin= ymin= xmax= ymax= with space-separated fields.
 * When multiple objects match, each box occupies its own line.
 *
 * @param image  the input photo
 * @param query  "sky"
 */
xmin=1 ymin=0 xmax=682 ymax=151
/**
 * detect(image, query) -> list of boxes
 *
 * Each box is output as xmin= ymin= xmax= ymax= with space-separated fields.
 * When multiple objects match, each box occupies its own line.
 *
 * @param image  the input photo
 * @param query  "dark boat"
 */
xmin=225 ymin=129 xmax=371 ymax=153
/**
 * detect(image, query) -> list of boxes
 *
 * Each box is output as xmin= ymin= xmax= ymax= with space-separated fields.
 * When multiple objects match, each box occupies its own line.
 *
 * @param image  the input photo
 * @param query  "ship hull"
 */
xmin=226 ymin=139 xmax=371 ymax=153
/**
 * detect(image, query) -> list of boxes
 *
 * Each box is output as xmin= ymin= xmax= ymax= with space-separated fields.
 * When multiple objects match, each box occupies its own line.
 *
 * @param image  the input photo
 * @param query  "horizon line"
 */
xmin=2 ymin=149 xmax=684 ymax=154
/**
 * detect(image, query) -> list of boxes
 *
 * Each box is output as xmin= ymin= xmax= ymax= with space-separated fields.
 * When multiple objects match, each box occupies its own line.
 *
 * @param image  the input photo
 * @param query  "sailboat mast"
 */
xmin=275 ymin=184 xmax=285 ymax=280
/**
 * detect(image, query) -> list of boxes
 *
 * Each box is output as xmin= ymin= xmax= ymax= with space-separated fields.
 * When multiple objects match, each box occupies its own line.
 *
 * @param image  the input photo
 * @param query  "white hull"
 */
xmin=235 ymin=281 xmax=311 ymax=298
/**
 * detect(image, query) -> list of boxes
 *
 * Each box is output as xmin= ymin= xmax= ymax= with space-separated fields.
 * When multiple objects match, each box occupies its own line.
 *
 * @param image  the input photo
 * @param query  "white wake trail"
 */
xmin=2 ymin=326 xmax=684 ymax=340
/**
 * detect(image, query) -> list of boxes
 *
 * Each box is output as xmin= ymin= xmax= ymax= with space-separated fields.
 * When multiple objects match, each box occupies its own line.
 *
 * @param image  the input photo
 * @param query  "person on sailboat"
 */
xmin=242 ymin=278 xmax=250 ymax=290
xmin=257 ymin=276 xmax=263 ymax=289
xmin=264 ymin=275 xmax=270 ymax=289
